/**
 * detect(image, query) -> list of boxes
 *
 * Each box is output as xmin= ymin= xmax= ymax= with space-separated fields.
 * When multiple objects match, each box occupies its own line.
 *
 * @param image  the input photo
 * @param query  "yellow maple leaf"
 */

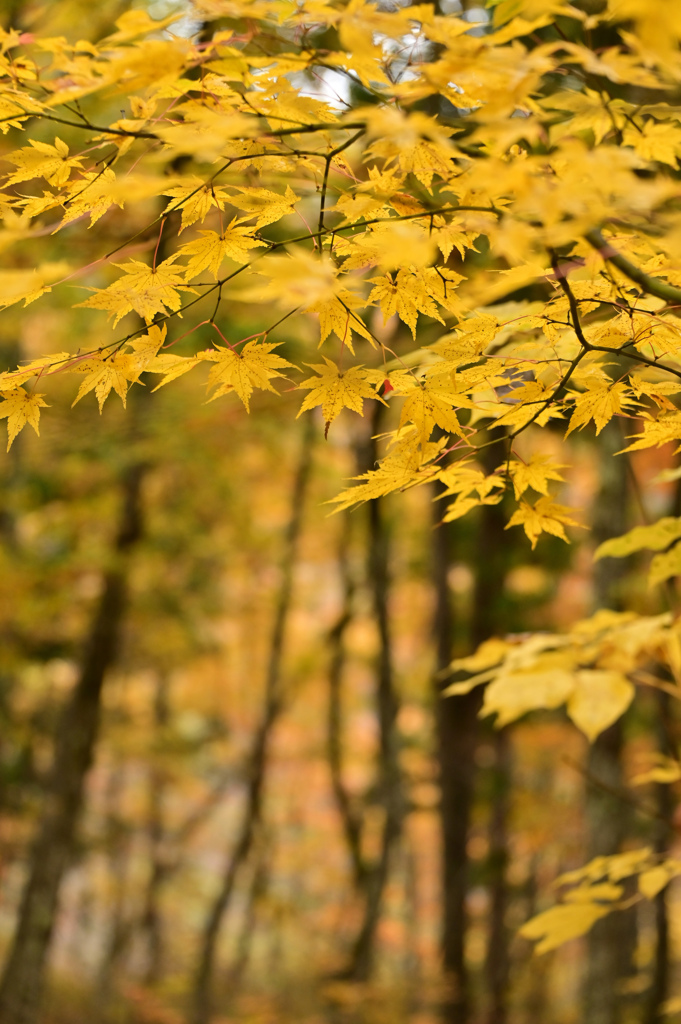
xmin=396 ymin=373 xmax=466 ymax=442
xmin=3 ymin=137 xmax=83 ymax=187
xmin=508 ymin=455 xmax=566 ymax=500
xmin=505 ymin=495 xmax=582 ymax=548
xmin=227 ymin=185 xmax=299 ymax=229
xmin=565 ymin=378 xmax=636 ymax=436
xmin=147 ymin=351 xmax=210 ymax=391
xmin=619 ymin=411 xmax=681 ymax=453
xmin=623 ymin=119 xmax=681 ymax=167
xmin=244 ymin=249 xmax=340 ymax=309
xmin=545 ymin=87 xmax=618 ymax=145
xmin=297 ymin=359 xmax=384 ymax=435
xmin=71 ymin=356 xmax=133 ymax=412
xmin=0 ymin=387 xmax=48 ymax=450
xmin=70 ymin=325 xmax=166 ymax=411
xmin=305 ymin=293 xmax=375 ymax=353
xmin=163 ymin=178 xmax=232 ymax=233
xmin=179 ymin=223 xmax=267 ymax=279
xmin=327 ymin=429 xmax=446 ymax=511
xmin=205 ymin=340 xmax=294 ymax=411
xmin=77 ymin=256 xmax=190 ymax=326
xmin=58 ymin=169 xmax=125 ymax=229
xmin=0 ymin=352 xmax=70 ymax=391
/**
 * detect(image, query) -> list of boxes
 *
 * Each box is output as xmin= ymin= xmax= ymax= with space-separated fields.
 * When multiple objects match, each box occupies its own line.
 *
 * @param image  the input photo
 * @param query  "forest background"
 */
xmin=0 ymin=1 xmax=680 ymax=1024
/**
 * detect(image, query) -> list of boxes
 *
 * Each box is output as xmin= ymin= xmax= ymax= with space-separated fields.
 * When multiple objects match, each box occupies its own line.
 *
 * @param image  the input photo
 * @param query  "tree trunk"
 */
xmin=327 ymin=514 xmax=365 ymax=889
xmin=188 ymin=417 xmax=313 ymax=1024
xmin=0 ymin=461 xmax=145 ymax=1024
xmin=432 ymin=479 xmax=478 ymax=1024
xmin=468 ymin=446 xmax=513 ymax=1024
xmin=140 ymin=673 xmax=171 ymax=986
xmin=485 ymin=728 xmax=511 ymax=1024
xmin=645 ymin=688 xmax=674 ymax=1024
xmin=584 ymin=420 xmax=635 ymax=1024
xmin=343 ymin=408 xmax=402 ymax=982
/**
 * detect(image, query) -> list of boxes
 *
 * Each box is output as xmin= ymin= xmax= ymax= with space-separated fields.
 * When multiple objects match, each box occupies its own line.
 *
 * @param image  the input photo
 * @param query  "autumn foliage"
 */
xmin=3 ymin=0 xmax=681 ymax=1020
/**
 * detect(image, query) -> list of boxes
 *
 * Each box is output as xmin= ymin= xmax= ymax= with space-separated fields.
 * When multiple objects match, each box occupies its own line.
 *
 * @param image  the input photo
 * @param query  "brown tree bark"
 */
xmin=468 ymin=446 xmax=513 ymax=1024
xmin=433 ymin=436 xmax=512 ymax=1024
xmin=644 ymin=688 xmax=674 ymax=1024
xmin=327 ymin=514 xmax=366 ymax=890
xmin=140 ymin=672 xmax=171 ymax=986
xmin=0 ymin=461 xmax=145 ymax=1024
xmin=341 ymin=408 xmax=402 ymax=982
xmin=432 ymin=478 xmax=479 ymax=1024
xmin=584 ymin=420 xmax=635 ymax=1024
xmin=188 ymin=417 xmax=313 ymax=1024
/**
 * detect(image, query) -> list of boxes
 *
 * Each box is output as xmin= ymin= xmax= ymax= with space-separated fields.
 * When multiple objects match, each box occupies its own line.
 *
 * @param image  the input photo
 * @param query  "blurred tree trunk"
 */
xmin=189 ymin=417 xmax=313 ymax=1024
xmin=140 ymin=672 xmax=171 ymax=986
xmin=0 ymin=459 xmax=145 ymax=1024
xmin=96 ymin=761 xmax=134 ymax=1004
xmin=469 ymin=447 xmax=512 ymax=1024
xmin=583 ymin=420 xmax=635 ymax=1024
xmin=432 ymin=480 xmax=478 ymax=1024
xmin=344 ymin=405 xmax=402 ymax=981
xmin=644 ymin=689 xmax=675 ymax=1024
xmin=485 ymin=728 xmax=511 ymax=1024
xmin=433 ymin=436 xmax=512 ymax=1024
xmin=327 ymin=514 xmax=365 ymax=889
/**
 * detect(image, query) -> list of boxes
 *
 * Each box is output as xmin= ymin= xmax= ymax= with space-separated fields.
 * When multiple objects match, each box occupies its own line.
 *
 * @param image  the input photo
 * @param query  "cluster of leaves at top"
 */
xmin=4 ymin=0 xmax=681 ymax=957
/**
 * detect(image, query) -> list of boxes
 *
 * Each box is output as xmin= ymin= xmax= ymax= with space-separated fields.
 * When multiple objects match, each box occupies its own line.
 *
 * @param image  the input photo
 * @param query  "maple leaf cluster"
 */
xmin=2 ymin=0 xmax=681 ymax=961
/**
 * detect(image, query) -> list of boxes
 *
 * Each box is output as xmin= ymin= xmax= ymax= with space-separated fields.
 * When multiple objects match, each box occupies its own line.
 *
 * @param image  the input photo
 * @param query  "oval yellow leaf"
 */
xmin=567 ymin=670 xmax=634 ymax=742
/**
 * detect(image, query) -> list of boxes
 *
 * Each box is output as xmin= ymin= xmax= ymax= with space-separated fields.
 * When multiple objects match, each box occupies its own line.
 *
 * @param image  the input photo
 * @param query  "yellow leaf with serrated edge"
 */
xmin=0 ymin=353 xmax=70 ymax=391
xmin=163 ymin=179 xmax=232 ymax=233
xmin=519 ymin=903 xmax=611 ymax=955
xmin=368 ymin=269 xmax=445 ymax=339
xmin=508 ymin=455 xmax=566 ymax=500
xmin=565 ymin=379 xmax=636 ymax=436
xmin=619 ymin=412 xmax=681 ymax=453
xmin=205 ymin=341 xmax=294 ymax=411
xmin=595 ymin=518 xmax=681 ymax=560
xmin=147 ymin=352 xmax=208 ymax=391
xmin=3 ymin=137 xmax=82 ymax=187
xmin=567 ymin=670 xmax=634 ymax=741
xmin=0 ymin=388 xmax=48 ymax=450
xmin=306 ymin=294 xmax=375 ymax=353
xmin=505 ymin=496 xmax=582 ymax=549
xmin=77 ymin=257 xmax=190 ymax=326
xmin=297 ymin=359 xmax=384 ymax=433
xmin=396 ymin=375 xmax=465 ymax=443
xmin=245 ymin=250 xmax=339 ymax=309
xmin=179 ymin=224 xmax=266 ymax=279
xmin=70 ymin=325 xmax=167 ymax=412
xmin=71 ymin=356 xmax=132 ymax=412
xmin=227 ymin=185 xmax=298 ymax=229
xmin=327 ymin=429 xmax=445 ymax=512
xmin=429 ymin=314 xmax=499 ymax=360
